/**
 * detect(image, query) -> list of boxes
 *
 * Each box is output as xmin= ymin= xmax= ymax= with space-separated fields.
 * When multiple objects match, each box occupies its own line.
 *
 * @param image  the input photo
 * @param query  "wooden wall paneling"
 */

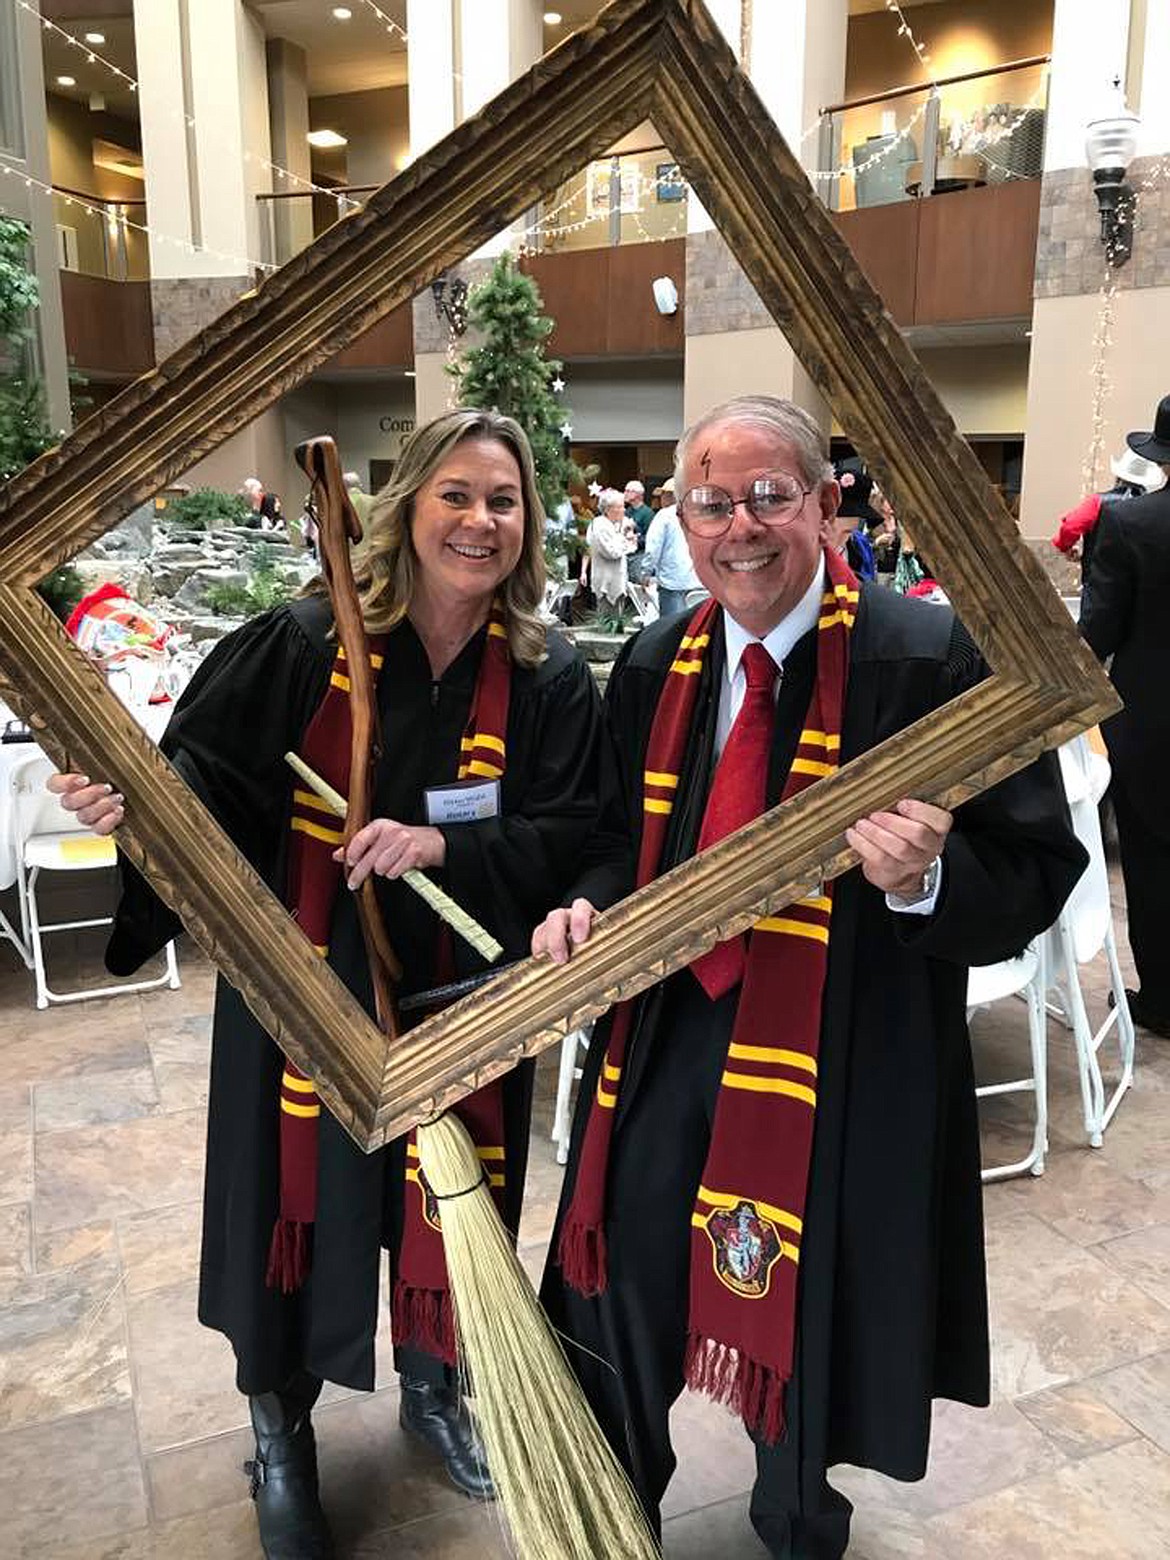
xmin=59 ymin=273 xmax=154 ymax=378
xmin=329 ymin=300 xmax=414 ymax=370
xmin=831 ymin=201 xmax=919 ymax=326
xmin=522 ymin=248 xmax=611 ymax=358
xmin=605 ymin=236 xmax=686 ymax=353
xmin=914 ymin=180 xmax=1041 ymax=325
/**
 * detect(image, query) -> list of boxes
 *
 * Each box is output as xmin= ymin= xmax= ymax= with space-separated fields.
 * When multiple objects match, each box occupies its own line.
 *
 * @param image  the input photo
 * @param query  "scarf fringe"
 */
xmin=684 ymin=1330 xmax=787 ymax=1446
xmin=556 ymin=1217 xmax=609 ymax=1297
xmin=265 ymin=1218 xmax=311 ymax=1294
xmin=392 ymin=1279 xmax=457 ymax=1365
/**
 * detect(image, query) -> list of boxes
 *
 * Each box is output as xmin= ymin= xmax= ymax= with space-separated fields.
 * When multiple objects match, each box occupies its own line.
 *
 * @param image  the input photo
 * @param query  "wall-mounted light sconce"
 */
xmin=431 ymin=275 xmax=469 ymax=335
xmin=651 ymin=276 xmax=679 ymax=315
xmin=1086 ymin=81 xmax=1140 ymax=268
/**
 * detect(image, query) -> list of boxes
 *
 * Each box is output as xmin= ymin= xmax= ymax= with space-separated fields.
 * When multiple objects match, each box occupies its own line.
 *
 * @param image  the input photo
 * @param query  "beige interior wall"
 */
xmin=913 ymin=342 xmax=1030 ymax=437
xmin=684 ymin=328 xmax=827 ymax=434
xmin=1019 ymin=286 xmax=1170 ymax=538
xmin=845 ymin=0 xmax=1053 ymax=99
xmin=175 ymin=408 xmax=289 ymax=507
xmin=44 ymin=93 xmax=148 ymax=276
xmin=309 ymin=87 xmax=410 ymax=189
xmin=413 ymin=350 xmax=454 ymax=425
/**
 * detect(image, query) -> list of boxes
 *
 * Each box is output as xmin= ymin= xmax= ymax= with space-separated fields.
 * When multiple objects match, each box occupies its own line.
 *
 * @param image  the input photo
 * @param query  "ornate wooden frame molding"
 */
xmin=0 ymin=0 xmax=1115 ymax=1147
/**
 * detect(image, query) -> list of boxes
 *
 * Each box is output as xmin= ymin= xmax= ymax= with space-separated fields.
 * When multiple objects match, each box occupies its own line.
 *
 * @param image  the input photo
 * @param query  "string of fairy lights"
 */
xmin=10 ymin=0 xmax=1166 ymax=485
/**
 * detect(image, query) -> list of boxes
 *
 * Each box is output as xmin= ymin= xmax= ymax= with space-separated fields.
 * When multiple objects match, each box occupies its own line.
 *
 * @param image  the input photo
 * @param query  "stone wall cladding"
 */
xmin=411 ymin=258 xmax=494 ymax=356
xmin=1035 ymin=157 xmax=1170 ymax=299
xmin=684 ymin=228 xmax=772 ymax=336
xmin=150 ymin=276 xmax=255 ymax=361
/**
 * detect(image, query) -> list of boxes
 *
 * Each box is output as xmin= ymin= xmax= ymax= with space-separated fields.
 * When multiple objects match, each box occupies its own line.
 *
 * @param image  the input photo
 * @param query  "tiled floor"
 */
xmin=1 ymin=870 xmax=1169 ymax=1558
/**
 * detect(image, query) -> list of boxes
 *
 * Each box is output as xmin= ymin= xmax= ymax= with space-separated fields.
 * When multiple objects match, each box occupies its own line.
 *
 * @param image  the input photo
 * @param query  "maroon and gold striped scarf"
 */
xmin=558 ymin=549 xmax=857 ymax=1442
xmin=269 ymin=609 xmax=512 ymax=1367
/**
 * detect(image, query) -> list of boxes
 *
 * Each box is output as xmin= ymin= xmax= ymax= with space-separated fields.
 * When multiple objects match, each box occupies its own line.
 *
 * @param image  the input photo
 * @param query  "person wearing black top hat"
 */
xmin=1081 ymin=394 xmax=1170 ymax=1037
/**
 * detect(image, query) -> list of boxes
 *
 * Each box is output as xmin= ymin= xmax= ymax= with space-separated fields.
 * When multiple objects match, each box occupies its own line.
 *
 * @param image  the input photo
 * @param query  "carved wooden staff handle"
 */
xmin=294 ymin=436 xmax=403 ymax=1035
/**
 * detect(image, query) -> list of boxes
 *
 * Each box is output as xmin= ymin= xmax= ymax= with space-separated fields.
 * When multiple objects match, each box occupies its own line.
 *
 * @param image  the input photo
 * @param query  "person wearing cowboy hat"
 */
xmin=1082 ymin=394 xmax=1170 ymax=1039
xmin=1052 ymin=444 xmax=1165 ymax=583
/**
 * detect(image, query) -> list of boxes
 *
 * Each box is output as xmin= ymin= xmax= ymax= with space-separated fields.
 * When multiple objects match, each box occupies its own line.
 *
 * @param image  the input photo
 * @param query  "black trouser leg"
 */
xmin=1111 ymin=781 xmax=1170 ymax=1016
xmin=750 ymin=1363 xmax=852 ymax=1560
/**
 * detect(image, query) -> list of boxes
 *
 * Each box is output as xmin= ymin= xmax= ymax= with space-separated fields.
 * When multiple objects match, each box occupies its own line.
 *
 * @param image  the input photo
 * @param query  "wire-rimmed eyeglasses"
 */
xmin=678 ymin=472 xmax=815 ymax=538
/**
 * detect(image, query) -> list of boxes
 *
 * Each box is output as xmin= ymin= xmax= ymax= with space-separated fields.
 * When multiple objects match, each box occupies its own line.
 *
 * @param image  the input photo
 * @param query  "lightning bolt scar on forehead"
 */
xmin=700 ymin=447 xmax=712 ymax=481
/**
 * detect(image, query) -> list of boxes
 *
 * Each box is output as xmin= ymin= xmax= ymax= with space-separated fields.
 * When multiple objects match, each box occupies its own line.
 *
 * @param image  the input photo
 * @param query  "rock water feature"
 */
xmin=75 ymin=504 xmax=319 ymax=647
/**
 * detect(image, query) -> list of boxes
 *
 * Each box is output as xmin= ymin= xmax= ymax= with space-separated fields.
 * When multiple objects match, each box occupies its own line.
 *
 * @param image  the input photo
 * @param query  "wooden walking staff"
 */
xmin=296 ymin=434 xmax=659 ymax=1560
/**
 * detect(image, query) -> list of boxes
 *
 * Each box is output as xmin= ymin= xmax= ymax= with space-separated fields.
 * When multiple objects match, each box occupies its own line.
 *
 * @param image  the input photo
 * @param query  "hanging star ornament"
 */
xmin=588 ymin=481 xmax=603 ymax=498
xmin=552 ymin=375 xmax=566 ymax=393
xmin=560 ymin=422 xmax=574 ymax=439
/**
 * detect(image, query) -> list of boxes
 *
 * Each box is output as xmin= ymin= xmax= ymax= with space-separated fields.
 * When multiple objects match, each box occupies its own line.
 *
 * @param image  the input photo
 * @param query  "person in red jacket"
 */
xmin=1052 ymin=447 xmax=1164 ymax=582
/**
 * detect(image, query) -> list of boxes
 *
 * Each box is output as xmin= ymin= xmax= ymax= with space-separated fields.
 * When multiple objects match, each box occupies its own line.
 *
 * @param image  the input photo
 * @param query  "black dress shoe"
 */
xmin=245 ymin=1372 xmax=334 ymax=1559
xmin=399 ymin=1374 xmax=495 ymax=1500
xmin=1112 ymin=988 xmax=1170 ymax=1038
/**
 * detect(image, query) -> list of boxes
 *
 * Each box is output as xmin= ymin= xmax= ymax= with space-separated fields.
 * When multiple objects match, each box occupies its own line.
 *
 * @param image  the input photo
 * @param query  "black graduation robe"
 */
xmin=107 ymin=595 xmax=602 ymax=1394
xmin=542 ymin=584 xmax=1086 ymax=1486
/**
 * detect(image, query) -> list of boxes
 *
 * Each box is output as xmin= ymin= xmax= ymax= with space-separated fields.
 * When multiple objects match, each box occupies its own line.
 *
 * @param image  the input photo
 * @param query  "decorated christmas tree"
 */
xmin=448 ymin=253 xmax=574 ymax=519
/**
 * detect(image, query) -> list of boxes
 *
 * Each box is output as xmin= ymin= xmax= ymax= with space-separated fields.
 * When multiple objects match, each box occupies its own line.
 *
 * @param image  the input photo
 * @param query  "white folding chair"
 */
xmin=552 ymin=1023 xmax=592 ymax=1166
xmin=11 ymin=752 xmax=180 ymax=1009
xmin=968 ymin=941 xmax=1049 ymax=1181
xmin=1044 ymin=736 xmax=1135 ymax=1146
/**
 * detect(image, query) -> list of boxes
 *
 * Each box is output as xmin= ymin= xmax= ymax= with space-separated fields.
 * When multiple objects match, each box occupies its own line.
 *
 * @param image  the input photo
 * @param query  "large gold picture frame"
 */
xmin=0 ymin=0 xmax=1115 ymax=1149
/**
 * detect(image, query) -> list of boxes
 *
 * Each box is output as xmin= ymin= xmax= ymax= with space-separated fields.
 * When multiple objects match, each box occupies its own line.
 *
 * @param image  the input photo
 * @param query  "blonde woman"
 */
xmin=52 ymin=410 xmax=602 ymax=1558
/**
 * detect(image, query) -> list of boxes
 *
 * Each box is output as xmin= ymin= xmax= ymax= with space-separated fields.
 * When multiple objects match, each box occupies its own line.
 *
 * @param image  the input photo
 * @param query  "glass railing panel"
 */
xmin=824 ymin=85 xmax=932 ymax=214
xmin=51 ymin=191 xmax=150 ymax=281
xmin=933 ymin=62 xmax=1049 ymax=187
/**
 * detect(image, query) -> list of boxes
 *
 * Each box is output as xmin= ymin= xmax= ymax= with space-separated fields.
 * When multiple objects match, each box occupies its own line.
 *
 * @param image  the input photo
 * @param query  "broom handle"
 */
xmin=294 ymin=436 xmax=403 ymax=1029
xmin=285 ymin=751 xmax=504 ymax=965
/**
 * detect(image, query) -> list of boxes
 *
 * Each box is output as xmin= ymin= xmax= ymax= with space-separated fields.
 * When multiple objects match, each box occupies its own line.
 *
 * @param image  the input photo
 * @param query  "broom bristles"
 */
xmin=417 ymin=1114 xmax=661 ymax=1560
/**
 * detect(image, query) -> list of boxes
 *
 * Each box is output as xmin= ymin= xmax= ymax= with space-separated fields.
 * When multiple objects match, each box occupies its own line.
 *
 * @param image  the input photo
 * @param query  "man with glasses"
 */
xmin=534 ymin=396 xmax=1083 ymax=1558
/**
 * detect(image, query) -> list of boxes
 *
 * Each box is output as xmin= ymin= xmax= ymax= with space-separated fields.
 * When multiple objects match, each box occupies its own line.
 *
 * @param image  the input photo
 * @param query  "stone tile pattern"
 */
xmin=411 ymin=257 xmax=494 ymax=357
xmin=685 ymin=227 xmax=774 ymax=337
xmin=1035 ymin=158 xmax=1170 ymax=300
xmin=151 ymin=276 xmax=256 ymax=363
xmin=1 ymin=866 xmax=1170 ymax=1556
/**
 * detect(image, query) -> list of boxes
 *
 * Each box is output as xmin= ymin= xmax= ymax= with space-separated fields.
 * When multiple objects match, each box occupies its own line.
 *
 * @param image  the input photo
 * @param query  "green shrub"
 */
xmin=37 ymin=563 xmax=85 ymax=622
xmin=203 ymin=546 xmax=297 ymax=618
xmin=166 ymin=487 xmax=250 ymax=530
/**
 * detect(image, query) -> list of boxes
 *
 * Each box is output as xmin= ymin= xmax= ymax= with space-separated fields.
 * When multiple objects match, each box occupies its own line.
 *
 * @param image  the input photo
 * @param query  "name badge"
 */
xmin=424 ymin=778 xmax=501 ymax=825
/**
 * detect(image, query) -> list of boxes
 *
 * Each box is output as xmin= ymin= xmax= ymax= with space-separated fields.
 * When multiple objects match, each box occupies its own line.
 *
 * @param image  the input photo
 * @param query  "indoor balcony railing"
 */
xmin=50 ymin=186 xmax=148 ymax=281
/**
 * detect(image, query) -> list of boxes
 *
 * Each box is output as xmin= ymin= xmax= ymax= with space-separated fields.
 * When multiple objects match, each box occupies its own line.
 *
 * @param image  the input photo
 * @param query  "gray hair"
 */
xmin=674 ymin=395 xmax=833 ymax=492
xmin=598 ymin=487 xmax=625 ymax=513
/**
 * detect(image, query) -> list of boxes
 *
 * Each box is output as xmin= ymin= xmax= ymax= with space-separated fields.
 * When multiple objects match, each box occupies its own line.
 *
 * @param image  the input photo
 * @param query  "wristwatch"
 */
xmin=916 ymin=855 xmax=942 ymax=902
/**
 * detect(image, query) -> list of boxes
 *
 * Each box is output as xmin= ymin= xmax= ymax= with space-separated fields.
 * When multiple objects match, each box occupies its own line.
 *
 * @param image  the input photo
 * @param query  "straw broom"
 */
xmin=296 ymin=434 xmax=661 ymax=1559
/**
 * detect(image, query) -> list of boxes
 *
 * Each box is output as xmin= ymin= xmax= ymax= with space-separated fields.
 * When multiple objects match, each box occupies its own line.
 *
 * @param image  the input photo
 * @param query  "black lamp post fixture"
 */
xmin=1086 ymin=81 xmax=1140 ymax=268
xmin=431 ymin=274 xmax=469 ymax=335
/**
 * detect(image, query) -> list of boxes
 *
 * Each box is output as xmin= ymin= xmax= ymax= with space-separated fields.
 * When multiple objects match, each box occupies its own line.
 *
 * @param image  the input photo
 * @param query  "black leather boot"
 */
xmin=399 ymin=1374 xmax=495 ymax=1500
xmin=244 ymin=1371 xmax=334 ymax=1559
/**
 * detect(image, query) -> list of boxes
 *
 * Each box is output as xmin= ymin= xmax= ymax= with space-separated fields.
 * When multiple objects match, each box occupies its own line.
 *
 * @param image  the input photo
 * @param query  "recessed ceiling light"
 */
xmin=331 ymin=6 xmax=353 ymax=18
xmin=83 ymin=31 xmax=105 ymax=45
xmin=56 ymin=75 xmax=76 ymax=87
xmin=307 ymin=129 xmax=348 ymax=149
xmin=544 ymin=10 xmax=564 ymax=22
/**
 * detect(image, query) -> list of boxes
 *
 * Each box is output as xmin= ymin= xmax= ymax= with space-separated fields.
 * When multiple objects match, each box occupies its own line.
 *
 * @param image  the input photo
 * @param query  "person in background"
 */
xmin=642 ymin=477 xmax=704 ymax=618
xmin=589 ymin=487 xmax=635 ymax=610
xmin=1052 ymin=447 xmax=1164 ymax=585
xmin=533 ymin=394 xmax=1083 ymax=1560
xmin=243 ymin=476 xmax=283 ymax=530
xmin=828 ymin=466 xmax=879 ymax=581
xmin=1081 ymin=394 xmax=1170 ymax=1038
xmin=344 ymin=469 xmax=376 ymax=528
xmin=625 ymin=478 xmax=656 ymax=584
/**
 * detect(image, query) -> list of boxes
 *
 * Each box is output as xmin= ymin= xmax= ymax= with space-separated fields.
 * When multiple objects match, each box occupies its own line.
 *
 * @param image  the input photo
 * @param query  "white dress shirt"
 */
xmin=715 ymin=561 xmax=942 ymax=916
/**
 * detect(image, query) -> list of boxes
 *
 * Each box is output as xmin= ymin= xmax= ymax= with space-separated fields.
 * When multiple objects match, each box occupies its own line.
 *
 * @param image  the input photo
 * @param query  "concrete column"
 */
xmin=265 ymin=38 xmax=314 ymax=267
xmin=6 ymin=0 xmax=71 ymax=436
xmin=683 ymin=0 xmax=847 ymax=431
xmin=1136 ymin=0 xmax=1170 ymax=155
xmin=410 ymin=0 xmax=542 ymax=422
xmin=135 ymin=0 xmax=269 ymax=283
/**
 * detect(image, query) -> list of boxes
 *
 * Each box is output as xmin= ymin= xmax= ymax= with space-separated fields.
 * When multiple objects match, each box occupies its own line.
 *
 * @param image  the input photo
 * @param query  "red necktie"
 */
xmin=690 ymin=641 xmax=778 ymax=999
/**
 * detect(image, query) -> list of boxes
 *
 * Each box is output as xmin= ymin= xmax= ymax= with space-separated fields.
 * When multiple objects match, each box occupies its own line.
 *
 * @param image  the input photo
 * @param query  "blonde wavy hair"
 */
xmin=354 ymin=409 xmax=548 ymax=667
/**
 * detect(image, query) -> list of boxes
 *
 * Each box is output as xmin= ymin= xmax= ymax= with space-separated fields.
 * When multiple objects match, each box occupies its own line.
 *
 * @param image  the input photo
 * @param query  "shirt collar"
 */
xmin=722 ymin=558 xmax=825 ymax=684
